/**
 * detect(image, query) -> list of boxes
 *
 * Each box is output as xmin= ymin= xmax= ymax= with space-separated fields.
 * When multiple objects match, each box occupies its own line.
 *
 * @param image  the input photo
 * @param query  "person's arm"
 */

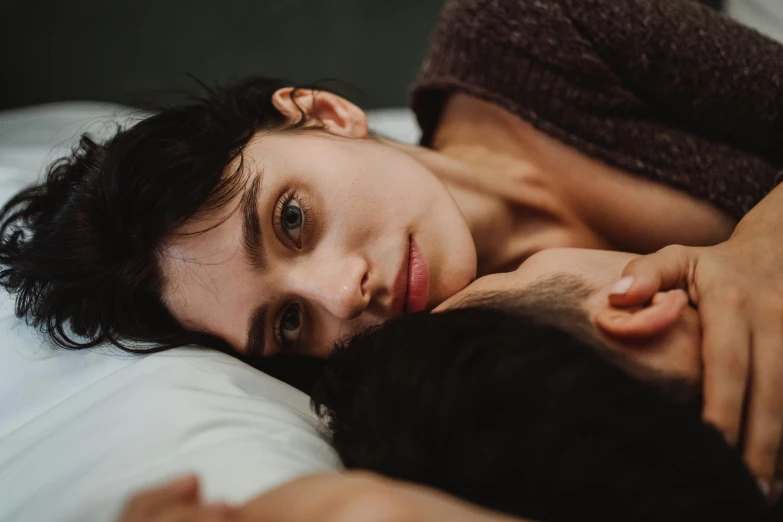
xmin=563 ymin=0 xmax=783 ymax=166
xmin=610 ymin=179 xmax=783 ymax=498
xmin=116 ymin=473 xmax=533 ymax=522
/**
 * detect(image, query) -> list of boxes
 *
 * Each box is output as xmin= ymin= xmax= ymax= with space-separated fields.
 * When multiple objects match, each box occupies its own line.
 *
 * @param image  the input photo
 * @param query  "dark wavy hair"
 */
xmin=0 ymin=77 xmax=329 ymax=363
xmin=312 ymin=302 xmax=771 ymax=521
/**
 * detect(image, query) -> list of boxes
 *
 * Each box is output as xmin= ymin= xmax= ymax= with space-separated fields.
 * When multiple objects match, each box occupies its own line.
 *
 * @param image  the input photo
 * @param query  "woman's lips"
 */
xmin=390 ymin=236 xmax=430 ymax=317
xmin=405 ymin=238 xmax=429 ymax=313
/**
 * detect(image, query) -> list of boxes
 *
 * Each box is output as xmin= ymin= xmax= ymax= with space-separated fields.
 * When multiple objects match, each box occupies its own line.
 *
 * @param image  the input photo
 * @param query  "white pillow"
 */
xmin=0 ymin=101 xmax=420 ymax=522
xmin=0 ymin=340 xmax=340 ymax=522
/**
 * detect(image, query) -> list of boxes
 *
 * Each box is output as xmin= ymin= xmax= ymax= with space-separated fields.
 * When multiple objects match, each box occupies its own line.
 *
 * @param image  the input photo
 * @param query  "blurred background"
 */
xmin=0 ymin=0 xmax=445 ymax=111
xmin=0 ymin=0 xmax=775 ymax=112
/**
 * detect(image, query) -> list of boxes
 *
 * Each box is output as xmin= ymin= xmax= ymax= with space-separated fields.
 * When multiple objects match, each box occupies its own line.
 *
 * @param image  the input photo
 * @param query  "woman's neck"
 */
xmin=382 ymin=137 xmax=585 ymax=276
xmin=414 ymin=92 xmax=735 ymax=256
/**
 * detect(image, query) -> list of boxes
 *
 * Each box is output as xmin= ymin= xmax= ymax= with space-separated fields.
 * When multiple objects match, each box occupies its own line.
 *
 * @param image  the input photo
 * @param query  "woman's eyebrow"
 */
xmin=247 ymin=302 xmax=269 ymax=357
xmin=240 ymin=169 xmax=267 ymax=272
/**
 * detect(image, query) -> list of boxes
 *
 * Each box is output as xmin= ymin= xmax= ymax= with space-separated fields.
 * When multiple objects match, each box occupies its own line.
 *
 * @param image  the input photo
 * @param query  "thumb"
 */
xmin=608 ymin=245 xmax=696 ymax=308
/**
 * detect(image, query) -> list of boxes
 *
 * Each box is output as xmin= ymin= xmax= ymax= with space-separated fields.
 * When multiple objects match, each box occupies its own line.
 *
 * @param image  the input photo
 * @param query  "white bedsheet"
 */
xmin=727 ymin=0 xmax=783 ymax=44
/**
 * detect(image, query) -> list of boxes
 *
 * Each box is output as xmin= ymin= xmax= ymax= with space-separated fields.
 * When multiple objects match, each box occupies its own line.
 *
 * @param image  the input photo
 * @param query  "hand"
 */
xmin=117 ymin=475 xmax=236 ymax=522
xmin=606 ymin=222 xmax=783 ymax=496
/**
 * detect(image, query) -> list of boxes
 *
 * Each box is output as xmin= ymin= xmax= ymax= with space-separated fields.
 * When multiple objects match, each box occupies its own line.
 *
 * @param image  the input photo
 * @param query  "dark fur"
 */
xmin=312 ymin=307 xmax=771 ymax=522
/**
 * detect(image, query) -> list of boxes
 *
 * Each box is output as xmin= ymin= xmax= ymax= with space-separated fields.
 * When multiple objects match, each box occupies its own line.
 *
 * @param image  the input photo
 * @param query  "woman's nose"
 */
xmin=290 ymin=253 xmax=370 ymax=320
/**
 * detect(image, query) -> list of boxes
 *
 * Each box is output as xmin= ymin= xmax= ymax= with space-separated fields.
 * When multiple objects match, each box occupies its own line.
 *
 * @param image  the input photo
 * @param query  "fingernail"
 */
xmin=758 ymin=478 xmax=771 ymax=499
xmin=609 ymin=276 xmax=634 ymax=296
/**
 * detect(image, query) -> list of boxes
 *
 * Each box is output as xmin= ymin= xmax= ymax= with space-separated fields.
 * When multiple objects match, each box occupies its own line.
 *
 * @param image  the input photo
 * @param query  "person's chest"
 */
xmin=434 ymin=93 xmax=737 ymax=257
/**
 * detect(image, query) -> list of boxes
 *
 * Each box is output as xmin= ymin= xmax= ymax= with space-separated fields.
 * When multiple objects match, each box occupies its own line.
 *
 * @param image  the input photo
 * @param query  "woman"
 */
xmin=1 ymin=0 xmax=782 ymax=486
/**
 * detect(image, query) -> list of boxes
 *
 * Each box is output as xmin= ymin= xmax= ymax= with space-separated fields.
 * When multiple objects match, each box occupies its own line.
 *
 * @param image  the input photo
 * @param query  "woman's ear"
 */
xmin=271 ymin=87 xmax=369 ymax=138
xmin=594 ymin=289 xmax=689 ymax=340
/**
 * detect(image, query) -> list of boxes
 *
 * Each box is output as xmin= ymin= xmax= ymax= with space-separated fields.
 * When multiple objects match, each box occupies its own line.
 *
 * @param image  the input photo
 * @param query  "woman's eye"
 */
xmin=281 ymin=199 xmax=303 ymax=243
xmin=277 ymin=303 xmax=302 ymax=348
xmin=274 ymin=191 xmax=311 ymax=249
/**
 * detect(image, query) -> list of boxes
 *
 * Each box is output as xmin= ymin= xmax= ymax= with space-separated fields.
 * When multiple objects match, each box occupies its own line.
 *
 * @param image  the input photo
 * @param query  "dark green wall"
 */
xmin=0 ymin=0 xmax=445 ymax=110
xmin=0 ymin=0 xmax=724 ymax=111
xmin=702 ymin=0 xmax=724 ymax=11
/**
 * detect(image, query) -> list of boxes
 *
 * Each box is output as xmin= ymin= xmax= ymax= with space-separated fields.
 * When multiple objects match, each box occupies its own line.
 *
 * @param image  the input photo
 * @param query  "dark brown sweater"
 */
xmin=411 ymin=0 xmax=783 ymax=221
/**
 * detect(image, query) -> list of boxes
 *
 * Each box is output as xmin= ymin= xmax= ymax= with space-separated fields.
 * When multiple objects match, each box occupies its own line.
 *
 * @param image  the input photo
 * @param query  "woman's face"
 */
xmin=159 ymin=130 xmax=476 ymax=357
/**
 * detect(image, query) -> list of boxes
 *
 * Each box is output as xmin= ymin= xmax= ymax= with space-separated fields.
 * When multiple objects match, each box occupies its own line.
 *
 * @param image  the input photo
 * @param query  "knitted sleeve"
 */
xmin=564 ymin=0 xmax=783 ymax=167
xmin=412 ymin=0 xmax=646 ymax=148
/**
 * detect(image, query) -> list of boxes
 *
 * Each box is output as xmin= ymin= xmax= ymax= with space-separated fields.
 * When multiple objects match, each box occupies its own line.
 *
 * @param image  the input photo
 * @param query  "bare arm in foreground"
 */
xmin=117 ymin=473 xmax=531 ymax=522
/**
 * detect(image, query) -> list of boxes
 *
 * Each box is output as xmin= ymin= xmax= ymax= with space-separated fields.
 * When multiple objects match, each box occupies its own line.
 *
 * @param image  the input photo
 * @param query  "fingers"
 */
xmin=609 ymin=245 xmax=695 ymax=308
xmin=742 ymin=316 xmax=783 ymax=491
xmin=699 ymin=294 xmax=751 ymax=449
xmin=595 ymin=289 xmax=690 ymax=339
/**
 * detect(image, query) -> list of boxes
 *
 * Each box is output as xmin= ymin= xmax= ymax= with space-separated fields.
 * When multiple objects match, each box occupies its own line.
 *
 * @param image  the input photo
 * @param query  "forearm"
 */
xmin=238 ymin=472 xmax=536 ymax=522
